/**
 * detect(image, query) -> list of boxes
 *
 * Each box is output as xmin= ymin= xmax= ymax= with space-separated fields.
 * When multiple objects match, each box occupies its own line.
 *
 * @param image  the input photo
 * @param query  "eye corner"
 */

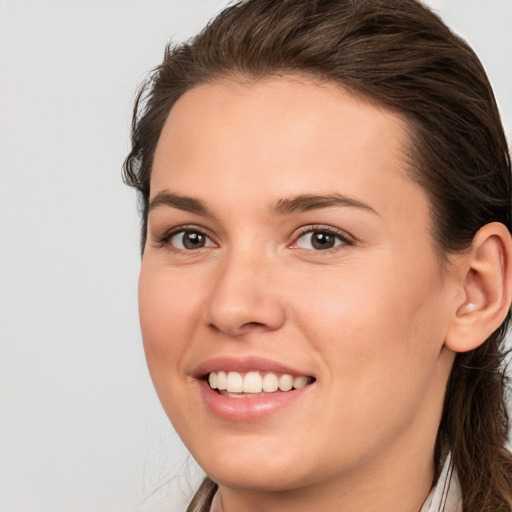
xmin=154 ymin=225 xmax=218 ymax=252
xmin=290 ymin=225 xmax=355 ymax=252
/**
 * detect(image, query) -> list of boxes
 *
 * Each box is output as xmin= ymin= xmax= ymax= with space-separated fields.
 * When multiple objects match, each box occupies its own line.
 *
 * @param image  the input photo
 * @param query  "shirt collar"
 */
xmin=420 ymin=452 xmax=462 ymax=512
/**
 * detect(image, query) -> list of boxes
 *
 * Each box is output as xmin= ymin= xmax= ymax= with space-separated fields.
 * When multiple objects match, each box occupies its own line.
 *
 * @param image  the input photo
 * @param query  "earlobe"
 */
xmin=445 ymin=222 xmax=512 ymax=353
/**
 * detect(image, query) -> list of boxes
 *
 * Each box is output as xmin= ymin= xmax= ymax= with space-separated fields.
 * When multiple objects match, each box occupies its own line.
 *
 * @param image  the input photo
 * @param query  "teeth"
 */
xmin=217 ymin=371 xmax=227 ymax=390
xmin=243 ymin=372 xmax=263 ymax=393
xmin=226 ymin=371 xmax=243 ymax=393
xmin=293 ymin=376 xmax=309 ymax=389
xmin=278 ymin=374 xmax=293 ymax=391
xmin=262 ymin=373 xmax=278 ymax=392
xmin=208 ymin=371 xmax=312 ymax=394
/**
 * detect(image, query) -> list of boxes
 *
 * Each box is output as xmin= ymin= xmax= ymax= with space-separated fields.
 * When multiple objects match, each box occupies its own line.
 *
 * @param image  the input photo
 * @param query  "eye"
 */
xmin=293 ymin=229 xmax=351 ymax=251
xmin=168 ymin=230 xmax=215 ymax=250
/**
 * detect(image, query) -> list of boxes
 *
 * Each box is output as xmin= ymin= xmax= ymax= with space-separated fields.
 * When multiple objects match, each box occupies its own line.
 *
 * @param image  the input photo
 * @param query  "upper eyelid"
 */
xmin=155 ymin=225 xmax=217 ymax=245
xmin=153 ymin=223 xmax=355 ymax=248
xmin=291 ymin=224 xmax=356 ymax=243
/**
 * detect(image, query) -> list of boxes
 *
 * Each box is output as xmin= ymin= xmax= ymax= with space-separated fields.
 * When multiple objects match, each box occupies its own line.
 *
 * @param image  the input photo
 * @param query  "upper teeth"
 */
xmin=208 ymin=371 xmax=311 ymax=394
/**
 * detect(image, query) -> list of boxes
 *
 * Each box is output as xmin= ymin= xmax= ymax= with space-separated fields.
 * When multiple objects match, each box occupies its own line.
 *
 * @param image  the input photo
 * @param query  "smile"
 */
xmin=195 ymin=358 xmax=316 ymax=421
xmin=208 ymin=370 xmax=313 ymax=396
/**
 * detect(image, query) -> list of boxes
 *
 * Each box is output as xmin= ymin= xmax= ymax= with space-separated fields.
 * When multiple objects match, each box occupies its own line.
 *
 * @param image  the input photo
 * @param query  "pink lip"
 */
xmin=193 ymin=356 xmax=312 ymax=378
xmin=196 ymin=379 xmax=313 ymax=422
xmin=192 ymin=356 xmax=315 ymax=422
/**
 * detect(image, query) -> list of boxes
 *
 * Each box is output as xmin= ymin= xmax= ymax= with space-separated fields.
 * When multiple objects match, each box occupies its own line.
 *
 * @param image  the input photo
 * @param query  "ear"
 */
xmin=445 ymin=222 xmax=512 ymax=353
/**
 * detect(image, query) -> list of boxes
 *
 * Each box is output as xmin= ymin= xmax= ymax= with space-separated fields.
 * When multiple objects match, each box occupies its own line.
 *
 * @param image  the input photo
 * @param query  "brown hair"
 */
xmin=123 ymin=1 xmax=512 ymax=510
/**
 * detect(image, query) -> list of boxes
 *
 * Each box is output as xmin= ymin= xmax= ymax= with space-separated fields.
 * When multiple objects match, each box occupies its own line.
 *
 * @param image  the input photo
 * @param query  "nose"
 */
xmin=204 ymin=252 xmax=286 ymax=337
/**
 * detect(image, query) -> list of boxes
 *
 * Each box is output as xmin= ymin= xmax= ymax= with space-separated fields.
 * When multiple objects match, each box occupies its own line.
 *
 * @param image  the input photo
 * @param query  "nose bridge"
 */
xmin=204 ymin=243 xmax=285 ymax=335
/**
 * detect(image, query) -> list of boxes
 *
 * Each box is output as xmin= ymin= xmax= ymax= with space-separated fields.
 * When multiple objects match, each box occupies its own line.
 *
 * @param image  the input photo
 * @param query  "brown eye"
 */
xmin=294 ymin=230 xmax=347 ymax=251
xmin=310 ymin=232 xmax=336 ymax=250
xmin=170 ymin=230 xmax=213 ymax=250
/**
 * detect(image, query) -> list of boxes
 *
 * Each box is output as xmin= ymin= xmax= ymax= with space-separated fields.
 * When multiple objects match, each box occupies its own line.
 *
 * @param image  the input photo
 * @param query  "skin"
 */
xmin=139 ymin=77 xmax=462 ymax=512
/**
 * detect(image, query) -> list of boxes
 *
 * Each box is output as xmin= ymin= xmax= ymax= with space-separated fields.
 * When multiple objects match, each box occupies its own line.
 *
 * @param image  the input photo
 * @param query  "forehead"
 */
xmin=151 ymin=76 xmax=428 ymax=227
xmin=154 ymin=76 xmax=411 ymax=183
xmin=159 ymin=75 xmax=409 ymax=149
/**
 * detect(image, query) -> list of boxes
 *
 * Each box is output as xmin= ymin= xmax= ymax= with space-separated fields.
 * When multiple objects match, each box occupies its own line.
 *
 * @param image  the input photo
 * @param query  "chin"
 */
xmin=206 ymin=463 xmax=309 ymax=493
xmin=189 ymin=438 xmax=328 ymax=493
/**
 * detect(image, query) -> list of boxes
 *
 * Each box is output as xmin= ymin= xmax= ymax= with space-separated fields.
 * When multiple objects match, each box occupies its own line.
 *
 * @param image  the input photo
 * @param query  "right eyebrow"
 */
xmin=148 ymin=191 xmax=211 ymax=216
xmin=272 ymin=193 xmax=378 ymax=216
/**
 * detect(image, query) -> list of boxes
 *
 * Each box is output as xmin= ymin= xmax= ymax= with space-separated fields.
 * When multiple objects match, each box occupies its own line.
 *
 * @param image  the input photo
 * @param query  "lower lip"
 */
xmin=197 ymin=379 xmax=313 ymax=422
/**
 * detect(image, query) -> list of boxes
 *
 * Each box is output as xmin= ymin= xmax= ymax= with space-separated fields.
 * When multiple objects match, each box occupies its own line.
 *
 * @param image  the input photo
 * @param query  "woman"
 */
xmin=123 ymin=1 xmax=512 ymax=510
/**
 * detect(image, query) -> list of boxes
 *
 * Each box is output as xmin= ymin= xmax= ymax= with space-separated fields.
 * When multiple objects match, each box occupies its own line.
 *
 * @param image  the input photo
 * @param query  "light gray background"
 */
xmin=1 ymin=1 xmax=511 ymax=511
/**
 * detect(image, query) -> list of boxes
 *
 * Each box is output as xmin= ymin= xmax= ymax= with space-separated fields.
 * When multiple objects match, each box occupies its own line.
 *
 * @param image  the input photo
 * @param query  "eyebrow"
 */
xmin=272 ymin=193 xmax=378 ymax=215
xmin=148 ymin=191 xmax=210 ymax=216
xmin=148 ymin=191 xmax=378 ymax=217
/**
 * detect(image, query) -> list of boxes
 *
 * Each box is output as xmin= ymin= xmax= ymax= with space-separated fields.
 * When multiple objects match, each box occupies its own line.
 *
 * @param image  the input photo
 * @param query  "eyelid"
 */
xmin=151 ymin=223 xmax=355 ymax=252
xmin=154 ymin=224 xmax=218 ymax=251
xmin=289 ymin=224 xmax=355 ymax=250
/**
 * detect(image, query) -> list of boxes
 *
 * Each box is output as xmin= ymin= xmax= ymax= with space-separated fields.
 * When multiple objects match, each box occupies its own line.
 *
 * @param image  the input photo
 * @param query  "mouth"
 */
xmin=195 ymin=358 xmax=316 ymax=420
xmin=207 ymin=370 xmax=315 ymax=397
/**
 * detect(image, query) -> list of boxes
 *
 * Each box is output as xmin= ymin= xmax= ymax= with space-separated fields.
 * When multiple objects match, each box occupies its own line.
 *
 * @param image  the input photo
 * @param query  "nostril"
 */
xmin=207 ymin=320 xmax=275 ymax=336
xmin=240 ymin=321 xmax=268 ymax=330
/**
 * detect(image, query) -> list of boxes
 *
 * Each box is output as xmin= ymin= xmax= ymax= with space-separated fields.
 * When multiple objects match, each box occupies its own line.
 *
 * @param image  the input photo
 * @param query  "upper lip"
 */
xmin=193 ymin=356 xmax=314 ymax=379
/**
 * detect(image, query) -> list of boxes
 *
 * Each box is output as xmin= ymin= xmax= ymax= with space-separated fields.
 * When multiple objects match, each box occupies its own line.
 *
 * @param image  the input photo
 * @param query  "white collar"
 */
xmin=420 ymin=452 xmax=462 ymax=512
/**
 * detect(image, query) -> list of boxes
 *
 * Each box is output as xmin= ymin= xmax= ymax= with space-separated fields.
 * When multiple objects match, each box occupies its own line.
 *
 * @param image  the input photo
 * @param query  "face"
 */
xmin=139 ymin=77 xmax=456 ymax=494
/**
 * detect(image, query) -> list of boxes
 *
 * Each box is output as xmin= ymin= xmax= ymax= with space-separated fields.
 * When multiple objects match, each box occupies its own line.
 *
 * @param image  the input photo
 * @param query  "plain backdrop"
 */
xmin=0 ymin=1 xmax=511 ymax=511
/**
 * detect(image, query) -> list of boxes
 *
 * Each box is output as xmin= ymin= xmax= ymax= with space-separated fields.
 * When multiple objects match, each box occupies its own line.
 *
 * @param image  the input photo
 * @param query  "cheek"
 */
xmin=138 ymin=266 xmax=199 ymax=383
xmin=290 ymin=253 xmax=447 ymax=386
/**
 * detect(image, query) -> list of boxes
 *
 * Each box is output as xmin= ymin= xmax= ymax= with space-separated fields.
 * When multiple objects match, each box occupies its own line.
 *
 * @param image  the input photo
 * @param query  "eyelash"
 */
xmin=155 ymin=226 xmax=217 ymax=251
xmin=291 ymin=225 xmax=355 ymax=252
xmin=155 ymin=225 xmax=355 ymax=253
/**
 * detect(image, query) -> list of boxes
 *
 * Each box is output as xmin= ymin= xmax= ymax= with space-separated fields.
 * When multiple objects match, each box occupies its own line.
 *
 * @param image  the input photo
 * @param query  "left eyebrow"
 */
xmin=148 ymin=191 xmax=211 ymax=216
xmin=272 ymin=193 xmax=378 ymax=216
